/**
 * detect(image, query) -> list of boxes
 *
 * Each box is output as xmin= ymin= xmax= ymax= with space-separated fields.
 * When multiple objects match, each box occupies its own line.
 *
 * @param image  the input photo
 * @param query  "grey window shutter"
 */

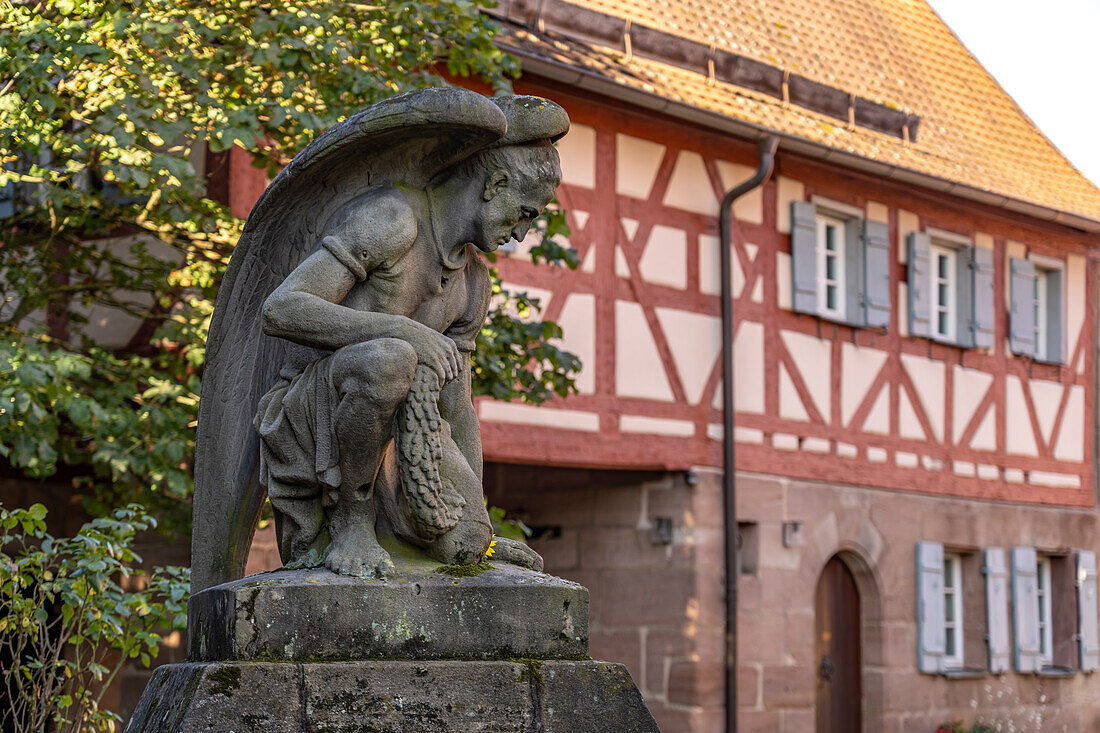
xmin=984 ymin=547 xmax=1011 ymax=673
xmin=1011 ymin=546 xmax=1041 ymax=672
xmin=907 ymin=232 xmax=932 ymax=337
xmin=844 ymin=217 xmax=864 ymax=325
xmin=1078 ymin=550 xmax=1099 ymax=672
xmin=955 ymin=246 xmax=975 ymax=347
xmin=1009 ymin=258 xmax=1036 ymax=356
xmin=790 ymin=201 xmax=818 ymax=315
xmin=1045 ymin=269 xmax=1064 ymax=363
xmin=971 ymin=246 xmax=995 ymax=349
xmin=917 ymin=541 xmax=946 ymax=673
xmin=862 ymin=220 xmax=891 ymax=328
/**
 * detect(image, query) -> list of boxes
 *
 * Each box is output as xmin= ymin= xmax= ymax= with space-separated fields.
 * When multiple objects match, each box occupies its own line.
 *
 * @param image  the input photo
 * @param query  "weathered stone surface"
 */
xmin=188 ymin=554 xmax=588 ymax=662
xmin=125 ymin=660 xmax=660 ymax=733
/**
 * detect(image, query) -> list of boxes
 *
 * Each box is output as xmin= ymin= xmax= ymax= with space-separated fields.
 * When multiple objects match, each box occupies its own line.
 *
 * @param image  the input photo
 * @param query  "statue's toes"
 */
xmin=492 ymin=537 xmax=545 ymax=572
xmin=325 ymin=545 xmax=369 ymax=578
xmin=369 ymin=550 xmax=396 ymax=579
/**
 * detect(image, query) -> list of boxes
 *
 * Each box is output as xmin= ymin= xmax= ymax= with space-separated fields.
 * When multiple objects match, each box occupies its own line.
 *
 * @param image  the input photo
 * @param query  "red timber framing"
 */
xmin=481 ymin=78 xmax=1098 ymax=508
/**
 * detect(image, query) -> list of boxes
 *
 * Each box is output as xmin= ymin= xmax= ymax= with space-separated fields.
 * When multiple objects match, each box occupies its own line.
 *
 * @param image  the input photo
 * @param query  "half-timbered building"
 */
xmin=464 ymin=0 xmax=1100 ymax=730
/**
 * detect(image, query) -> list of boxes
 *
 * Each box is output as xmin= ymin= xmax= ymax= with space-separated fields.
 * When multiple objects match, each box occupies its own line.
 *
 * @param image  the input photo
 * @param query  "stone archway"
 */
xmin=804 ymin=541 xmax=884 ymax=733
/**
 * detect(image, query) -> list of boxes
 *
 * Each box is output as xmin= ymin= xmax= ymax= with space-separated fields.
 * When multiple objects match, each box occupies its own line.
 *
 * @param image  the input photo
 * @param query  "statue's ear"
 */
xmin=482 ymin=170 xmax=509 ymax=202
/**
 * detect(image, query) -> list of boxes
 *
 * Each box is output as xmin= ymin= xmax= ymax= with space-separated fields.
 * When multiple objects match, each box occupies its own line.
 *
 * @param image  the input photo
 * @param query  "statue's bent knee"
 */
xmin=332 ymin=338 xmax=417 ymax=407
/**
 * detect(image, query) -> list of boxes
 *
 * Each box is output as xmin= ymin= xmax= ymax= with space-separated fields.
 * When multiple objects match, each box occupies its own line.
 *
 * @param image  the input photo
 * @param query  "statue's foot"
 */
xmin=428 ymin=519 xmax=492 ymax=566
xmin=284 ymin=546 xmax=325 ymax=571
xmin=324 ymin=536 xmax=395 ymax=579
xmin=491 ymin=537 xmax=544 ymax=572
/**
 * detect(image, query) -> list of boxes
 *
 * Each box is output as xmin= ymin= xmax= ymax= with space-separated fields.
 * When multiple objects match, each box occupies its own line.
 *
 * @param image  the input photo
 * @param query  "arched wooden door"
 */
xmin=815 ymin=555 xmax=862 ymax=733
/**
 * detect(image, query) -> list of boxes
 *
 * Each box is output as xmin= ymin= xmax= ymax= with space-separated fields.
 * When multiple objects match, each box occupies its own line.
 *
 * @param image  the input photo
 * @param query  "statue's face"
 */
xmin=472 ymin=151 xmax=560 ymax=253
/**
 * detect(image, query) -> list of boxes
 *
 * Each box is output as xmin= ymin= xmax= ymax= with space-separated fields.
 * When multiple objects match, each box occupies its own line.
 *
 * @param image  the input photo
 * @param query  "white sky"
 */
xmin=926 ymin=0 xmax=1100 ymax=187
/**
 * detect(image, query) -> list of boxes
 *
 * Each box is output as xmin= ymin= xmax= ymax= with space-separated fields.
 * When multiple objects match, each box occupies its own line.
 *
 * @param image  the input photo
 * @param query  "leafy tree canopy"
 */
xmin=0 ymin=0 xmax=580 ymax=532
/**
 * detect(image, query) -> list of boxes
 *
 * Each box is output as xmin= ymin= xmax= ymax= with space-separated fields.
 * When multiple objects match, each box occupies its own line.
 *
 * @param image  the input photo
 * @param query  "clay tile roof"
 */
xmin=493 ymin=0 xmax=1100 ymax=226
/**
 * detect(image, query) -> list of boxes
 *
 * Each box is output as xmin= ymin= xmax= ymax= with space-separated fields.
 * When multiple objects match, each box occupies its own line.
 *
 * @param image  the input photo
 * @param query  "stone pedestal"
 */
xmin=126 ymin=550 xmax=660 ymax=732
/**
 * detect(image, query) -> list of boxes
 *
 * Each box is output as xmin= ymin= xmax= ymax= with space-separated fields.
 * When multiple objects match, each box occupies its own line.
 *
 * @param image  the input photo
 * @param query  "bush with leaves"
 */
xmin=0 ymin=0 xmax=580 ymax=530
xmin=0 ymin=503 xmax=189 ymax=733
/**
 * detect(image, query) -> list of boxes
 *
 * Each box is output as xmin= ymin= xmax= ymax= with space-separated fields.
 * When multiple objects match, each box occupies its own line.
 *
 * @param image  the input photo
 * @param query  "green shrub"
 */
xmin=0 ymin=503 xmax=188 ymax=733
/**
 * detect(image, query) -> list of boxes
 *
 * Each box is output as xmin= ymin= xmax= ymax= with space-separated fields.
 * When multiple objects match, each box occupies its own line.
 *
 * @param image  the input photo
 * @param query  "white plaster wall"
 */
xmin=479 ymin=401 xmax=599 ymax=432
xmin=780 ymin=330 xmax=831 ymax=419
xmin=952 ymin=366 xmax=994 ymax=444
xmin=840 ymin=343 xmax=888 ymax=427
xmin=732 ymin=320 xmax=765 ymax=414
xmin=662 ymin=150 xmax=716 ymax=215
xmin=1005 ymin=375 xmax=1039 ymax=456
xmin=615 ymin=300 xmax=674 ymax=401
xmin=866 ymin=200 xmax=889 ymax=225
xmin=639 ymin=225 xmax=687 ymax=289
xmin=775 ymin=176 xmax=804 ymax=234
xmin=897 ymin=210 xmax=919 ymax=264
xmin=776 ymin=252 xmax=792 ymax=310
xmin=1053 ymin=385 xmax=1085 ymax=462
xmin=620 ymin=415 xmax=695 ymax=437
xmin=900 ymin=354 xmax=946 ymax=441
xmin=654 ymin=307 xmax=721 ymax=405
xmin=1028 ymin=379 xmax=1063 ymax=446
xmin=615 ymin=133 xmax=666 ymax=200
xmin=556 ymin=123 xmax=596 ymax=189
xmin=1066 ymin=254 xmax=1085 ymax=366
xmin=554 ymin=293 xmax=596 ymax=394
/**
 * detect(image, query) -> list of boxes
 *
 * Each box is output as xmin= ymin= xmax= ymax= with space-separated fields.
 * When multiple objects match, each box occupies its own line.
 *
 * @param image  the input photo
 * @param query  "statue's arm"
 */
xmin=438 ymin=361 xmax=482 ymax=482
xmin=436 ymin=254 xmax=493 ymax=480
xmin=262 ymin=248 xmax=409 ymax=351
xmin=262 ymin=191 xmax=460 ymax=381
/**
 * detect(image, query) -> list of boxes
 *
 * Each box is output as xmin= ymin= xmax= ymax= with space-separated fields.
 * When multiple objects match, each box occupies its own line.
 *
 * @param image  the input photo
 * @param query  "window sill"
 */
xmin=1036 ymin=666 xmax=1076 ymax=678
xmin=941 ymin=668 xmax=988 ymax=680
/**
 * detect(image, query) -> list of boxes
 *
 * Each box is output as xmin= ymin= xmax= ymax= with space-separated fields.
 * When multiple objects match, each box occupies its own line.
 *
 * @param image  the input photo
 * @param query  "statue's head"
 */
xmin=445 ymin=95 xmax=570 ymax=253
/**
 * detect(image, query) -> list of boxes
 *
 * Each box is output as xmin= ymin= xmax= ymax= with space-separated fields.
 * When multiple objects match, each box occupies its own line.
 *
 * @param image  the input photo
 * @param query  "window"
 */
xmin=918 ymin=542 xmax=982 ymax=674
xmin=816 ymin=213 xmax=847 ymax=320
xmin=1010 ymin=257 xmax=1064 ymax=363
xmin=1037 ymin=555 xmax=1053 ymax=667
xmin=930 ymin=243 xmax=957 ymax=342
xmin=790 ymin=200 xmax=891 ymax=328
xmin=907 ymin=232 xmax=995 ymax=348
xmin=943 ymin=552 xmax=964 ymax=668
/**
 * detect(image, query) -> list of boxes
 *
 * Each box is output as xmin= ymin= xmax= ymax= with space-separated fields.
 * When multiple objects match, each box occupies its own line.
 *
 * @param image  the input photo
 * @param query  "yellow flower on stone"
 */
xmin=485 ymin=536 xmax=499 ymax=558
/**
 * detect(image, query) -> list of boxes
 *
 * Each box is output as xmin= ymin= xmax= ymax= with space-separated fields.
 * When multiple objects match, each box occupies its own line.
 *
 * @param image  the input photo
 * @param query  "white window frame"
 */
xmin=1037 ymin=555 xmax=1053 ymax=667
xmin=930 ymin=242 xmax=957 ymax=343
xmin=943 ymin=552 xmax=964 ymax=669
xmin=1033 ymin=271 xmax=1048 ymax=362
xmin=815 ymin=213 xmax=847 ymax=320
xmin=1028 ymin=255 xmax=1064 ymax=363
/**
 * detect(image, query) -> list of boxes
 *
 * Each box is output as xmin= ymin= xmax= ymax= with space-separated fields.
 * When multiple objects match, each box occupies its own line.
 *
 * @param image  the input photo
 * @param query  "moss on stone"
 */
xmin=208 ymin=666 xmax=241 ymax=696
xmin=435 ymin=560 xmax=494 ymax=577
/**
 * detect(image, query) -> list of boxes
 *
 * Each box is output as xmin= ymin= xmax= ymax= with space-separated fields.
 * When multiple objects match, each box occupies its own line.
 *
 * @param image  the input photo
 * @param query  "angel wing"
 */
xmin=191 ymin=88 xmax=508 ymax=593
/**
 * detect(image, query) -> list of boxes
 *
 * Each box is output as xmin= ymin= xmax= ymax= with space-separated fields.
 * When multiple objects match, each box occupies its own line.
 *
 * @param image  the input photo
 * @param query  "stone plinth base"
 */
xmin=188 ymin=554 xmax=588 ymax=661
xmin=124 ymin=660 xmax=659 ymax=732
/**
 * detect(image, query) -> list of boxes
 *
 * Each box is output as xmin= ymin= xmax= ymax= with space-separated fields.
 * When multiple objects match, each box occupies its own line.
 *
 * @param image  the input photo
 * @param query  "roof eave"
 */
xmin=514 ymin=51 xmax=1100 ymax=234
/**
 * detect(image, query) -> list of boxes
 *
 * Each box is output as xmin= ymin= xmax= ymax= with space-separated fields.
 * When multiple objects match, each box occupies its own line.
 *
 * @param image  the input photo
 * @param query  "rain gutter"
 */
xmin=719 ymin=136 xmax=778 ymax=733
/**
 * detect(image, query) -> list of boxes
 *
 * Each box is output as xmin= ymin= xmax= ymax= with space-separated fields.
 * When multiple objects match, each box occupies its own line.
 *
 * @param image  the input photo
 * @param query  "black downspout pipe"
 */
xmin=720 ymin=135 xmax=779 ymax=733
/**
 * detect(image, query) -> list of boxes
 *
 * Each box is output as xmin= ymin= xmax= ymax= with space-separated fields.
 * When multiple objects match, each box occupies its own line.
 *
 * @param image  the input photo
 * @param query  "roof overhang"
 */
xmin=509 ymin=45 xmax=1100 ymax=235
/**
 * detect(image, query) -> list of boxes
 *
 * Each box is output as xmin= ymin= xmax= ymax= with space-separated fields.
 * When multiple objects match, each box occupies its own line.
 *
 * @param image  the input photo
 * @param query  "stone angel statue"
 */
xmin=191 ymin=88 xmax=568 ymax=592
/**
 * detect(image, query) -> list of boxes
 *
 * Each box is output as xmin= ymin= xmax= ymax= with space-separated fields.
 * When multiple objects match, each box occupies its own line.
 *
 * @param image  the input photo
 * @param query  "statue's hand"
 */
xmin=399 ymin=320 xmax=460 ymax=383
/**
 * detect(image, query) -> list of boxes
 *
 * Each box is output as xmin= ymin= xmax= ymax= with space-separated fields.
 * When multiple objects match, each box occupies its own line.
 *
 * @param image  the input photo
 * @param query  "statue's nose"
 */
xmin=512 ymin=220 xmax=533 ymax=242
